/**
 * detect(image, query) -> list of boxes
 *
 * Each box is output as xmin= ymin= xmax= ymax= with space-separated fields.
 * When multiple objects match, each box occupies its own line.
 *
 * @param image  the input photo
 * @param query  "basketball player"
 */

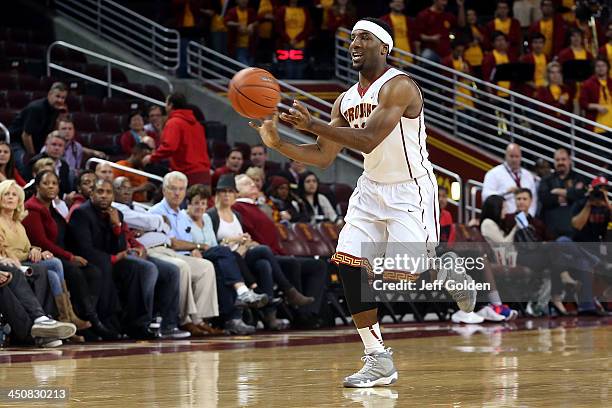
xmin=249 ymin=18 xmax=476 ymax=388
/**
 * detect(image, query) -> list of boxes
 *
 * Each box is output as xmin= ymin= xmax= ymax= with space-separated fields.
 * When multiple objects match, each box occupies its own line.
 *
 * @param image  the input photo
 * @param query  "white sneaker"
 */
xmin=451 ymin=310 xmax=484 ymax=324
xmin=35 ymin=338 xmax=63 ymax=348
xmin=476 ymin=305 xmax=505 ymax=322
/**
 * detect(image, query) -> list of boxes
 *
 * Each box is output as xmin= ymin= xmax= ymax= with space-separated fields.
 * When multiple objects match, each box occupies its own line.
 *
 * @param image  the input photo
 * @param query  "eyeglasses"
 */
xmin=165 ymin=186 xmax=186 ymax=193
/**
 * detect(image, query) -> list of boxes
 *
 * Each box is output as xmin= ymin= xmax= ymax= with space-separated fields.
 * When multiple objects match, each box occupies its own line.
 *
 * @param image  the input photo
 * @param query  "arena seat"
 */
xmin=80 ymin=95 xmax=104 ymax=113
xmin=71 ymin=112 xmax=97 ymax=132
xmin=291 ymin=222 xmax=334 ymax=257
xmin=0 ymin=73 xmax=18 ymax=90
xmin=96 ymin=113 xmax=124 ymax=133
xmin=330 ymin=183 xmax=353 ymax=203
xmin=0 ymin=110 xmax=16 ymax=126
xmin=24 ymin=44 xmax=45 ymax=60
xmin=210 ymin=140 xmax=230 ymax=160
xmin=102 ymin=97 xmax=131 ymax=114
xmin=144 ymin=84 xmax=165 ymax=101
xmin=5 ymin=90 xmax=30 ymax=109
xmin=65 ymin=94 xmax=81 ymax=112
xmin=314 ymin=222 xmax=340 ymax=250
xmin=17 ymin=74 xmax=41 ymax=91
xmin=336 ymin=202 xmax=348 ymax=216
xmin=275 ymin=222 xmax=310 ymax=257
xmin=203 ymin=121 xmax=227 ymax=143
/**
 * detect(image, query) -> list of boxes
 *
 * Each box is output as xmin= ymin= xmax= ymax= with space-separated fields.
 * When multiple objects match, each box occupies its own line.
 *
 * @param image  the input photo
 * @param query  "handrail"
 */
xmin=54 ymin=0 xmax=180 ymax=71
xmin=85 ymin=157 xmax=164 ymax=182
xmin=464 ymin=179 xmax=483 ymax=221
xmin=0 ymin=122 xmax=9 ymax=144
xmin=47 ymin=41 xmax=172 ymax=105
xmin=335 ymin=28 xmax=611 ymax=185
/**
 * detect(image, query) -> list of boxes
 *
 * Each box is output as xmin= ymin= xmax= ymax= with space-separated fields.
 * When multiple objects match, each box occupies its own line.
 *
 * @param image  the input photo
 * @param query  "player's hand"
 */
xmin=280 ymin=100 xmax=313 ymax=131
xmin=249 ymin=113 xmax=281 ymax=149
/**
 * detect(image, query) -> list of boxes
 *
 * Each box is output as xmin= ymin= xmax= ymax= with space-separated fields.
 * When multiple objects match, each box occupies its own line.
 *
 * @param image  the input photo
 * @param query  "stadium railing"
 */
xmin=335 ymin=27 xmax=612 ymax=185
xmin=47 ymin=41 xmax=172 ymax=106
xmin=85 ymin=157 xmax=164 ymax=183
xmin=464 ymin=179 xmax=483 ymax=221
xmin=54 ymin=0 xmax=180 ymax=72
xmin=185 ymin=41 xmax=465 ymax=221
xmin=0 ymin=122 xmax=9 ymax=144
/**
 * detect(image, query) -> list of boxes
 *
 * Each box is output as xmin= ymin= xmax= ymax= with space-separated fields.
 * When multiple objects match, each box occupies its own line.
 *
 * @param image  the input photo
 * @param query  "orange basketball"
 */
xmin=228 ymin=68 xmax=281 ymax=119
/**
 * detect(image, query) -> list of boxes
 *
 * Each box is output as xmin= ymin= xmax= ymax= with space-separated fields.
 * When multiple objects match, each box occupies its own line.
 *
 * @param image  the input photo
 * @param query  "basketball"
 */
xmin=228 ymin=67 xmax=281 ymax=119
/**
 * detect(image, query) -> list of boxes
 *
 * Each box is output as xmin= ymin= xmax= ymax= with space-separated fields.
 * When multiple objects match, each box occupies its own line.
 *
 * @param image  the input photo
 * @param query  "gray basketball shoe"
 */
xmin=436 ymin=252 xmax=477 ymax=313
xmin=343 ymin=348 xmax=398 ymax=388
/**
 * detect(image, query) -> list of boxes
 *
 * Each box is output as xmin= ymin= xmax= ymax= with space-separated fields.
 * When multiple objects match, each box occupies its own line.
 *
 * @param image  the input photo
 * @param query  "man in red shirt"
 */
xmin=416 ymin=0 xmax=465 ymax=62
xmin=232 ymin=174 xmax=327 ymax=329
xmin=143 ymin=93 xmax=211 ymax=186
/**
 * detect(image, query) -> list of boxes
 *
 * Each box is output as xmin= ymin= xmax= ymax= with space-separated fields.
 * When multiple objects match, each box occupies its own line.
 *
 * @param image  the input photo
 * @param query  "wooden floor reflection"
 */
xmin=0 ymin=322 xmax=610 ymax=407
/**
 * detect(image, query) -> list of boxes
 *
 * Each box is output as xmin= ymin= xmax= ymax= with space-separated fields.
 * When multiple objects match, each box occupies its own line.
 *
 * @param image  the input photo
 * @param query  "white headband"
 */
xmin=352 ymin=20 xmax=394 ymax=55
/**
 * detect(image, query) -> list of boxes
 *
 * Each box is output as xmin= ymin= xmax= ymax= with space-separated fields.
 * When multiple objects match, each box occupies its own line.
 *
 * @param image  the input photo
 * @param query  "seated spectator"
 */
xmin=520 ymin=33 xmax=549 ymax=97
xmin=326 ymin=0 xmax=357 ymax=44
xmin=95 ymin=162 xmax=114 ymax=182
xmin=212 ymin=148 xmax=244 ymax=190
xmin=143 ymin=93 xmax=211 ymax=186
xmin=482 ymin=143 xmax=537 ymax=215
xmin=298 ymin=171 xmax=338 ymax=224
xmin=150 ymin=171 xmax=259 ymax=335
xmin=277 ymin=158 xmax=307 ymax=187
xmin=250 ymin=144 xmax=278 ymax=177
xmin=442 ymin=38 xmax=475 ymax=112
xmin=579 ymin=57 xmax=612 ymax=133
xmin=267 ymin=175 xmax=308 ymax=223
xmin=275 ymin=0 xmax=311 ymax=79
xmin=461 ymin=8 xmax=487 ymax=78
xmin=224 ymin=0 xmax=257 ymax=65
xmin=438 ymin=185 xmax=456 ymax=245
xmin=558 ymin=27 xmax=594 ymax=64
xmin=380 ymin=0 xmax=420 ymax=63
xmin=529 ymin=0 xmax=567 ymax=59
xmin=69 ymin=178 xmax=183 ymax=339
xmin=111 ymin=176 xmax=222 ymax=337
xmin=478 ymin=194 xmax=519 ymax=320
xmin=67 ymin=169 xmax=96 ymax=219
xmin=485 ymin=0 xmax=522 ymax=57
xmin=28 ymin=131 xmax=73 ymax=196
xmin=209 ymin=174 xmax=313 ymax=297
xmin=0 ymin=261 xmax=76 ymax=347
xmin=143 ymin=105 xmax=164 ymax=141
xmin=234 ymin=174 xmax=327 ymax=329
xmin=113 ymin=143 xmax=157 ymax=203
xmin=254 ymin=0 xmax=278 ymax=64
xmin=0 ymin=141 xmax=26 ymax=186
xmin=56 ymin=116 xmax=106 ymax=174
xmin=0 ymin=180 xmax=90 ymax=335
xmin=202 ymin=0 xmax=229 ymax=55
xmin=8 ymin=82 xmax=68 ymax=176
xmin=120 ymin=112 xmax=157 ymax=155
xmin=482 ymin=31 xmax=517 ymax=97
xmin=416 ymin=0 xmax=464 ymax=62
xmin=538 ymin=148 xmax=587 ymax=238
xmin=23 ymin=170 xmax=120 ymax=340
xmin=535 ymin=62 xmax=574 ymax=131
xmin=245 ymin=166 xmax=275 ymax=219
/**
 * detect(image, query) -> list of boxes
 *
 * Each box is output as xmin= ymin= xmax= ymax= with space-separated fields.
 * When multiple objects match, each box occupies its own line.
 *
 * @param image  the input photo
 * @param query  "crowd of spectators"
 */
xmin=0 ymin=82 xmax=345 ymax=348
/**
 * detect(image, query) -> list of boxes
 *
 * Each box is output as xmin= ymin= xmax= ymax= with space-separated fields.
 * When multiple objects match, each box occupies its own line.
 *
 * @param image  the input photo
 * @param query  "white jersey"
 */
xmin=340 ymin=67 xmax=434 ymax=184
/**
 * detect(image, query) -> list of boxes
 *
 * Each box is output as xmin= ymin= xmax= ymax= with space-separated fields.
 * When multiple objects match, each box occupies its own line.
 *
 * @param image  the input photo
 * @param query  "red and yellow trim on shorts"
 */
xmin=331 ymin=252 xmax=420 ymax=283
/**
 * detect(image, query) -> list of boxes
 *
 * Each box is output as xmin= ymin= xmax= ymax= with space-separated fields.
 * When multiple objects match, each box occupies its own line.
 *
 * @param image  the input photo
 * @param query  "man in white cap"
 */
xmin=250 ymin=17 xmax=477 ymax=388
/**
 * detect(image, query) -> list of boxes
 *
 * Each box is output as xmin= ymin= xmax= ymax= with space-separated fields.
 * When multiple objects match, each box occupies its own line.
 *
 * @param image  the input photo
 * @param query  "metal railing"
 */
xmin=55 ymin=0 xmax=180 ymax=71
xmin=186 ymin=41 xmax=334 ymax=122
xmin=0 ymin=122 xmax=9 ymax=144
xmin=47 ymin=41 xmax=172 ymax=105
xmin=335 ymin=28 xmax=612 ymax=185
xmin=86 ymin=157 xmax=164 ymax=182
xmin=464 ymin=179 xmax=483 ymax=221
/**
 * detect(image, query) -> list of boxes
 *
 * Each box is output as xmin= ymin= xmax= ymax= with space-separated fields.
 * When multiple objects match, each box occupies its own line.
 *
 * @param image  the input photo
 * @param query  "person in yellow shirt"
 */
xmin=442 ymin=38 xmax=475 ymax=112
xmin=202 ymin=0 xmax=230 ymax=54
xmin=597 ymin=22 xmax=612 ymax=76
xmin=255 ymin=0 xmax=279 ymax=63
xmin=462 ymin=8 xmax=487 ymax=78
xmin=483 ymin=31 xmax=516 ymax=98
xmin=520 ymin=33 xmax=548 ymax=97
xmin=380 ymin=0 xmax=419 ymax=65
xmin=224 ymin=0 xmax=258 ymax=65
xmin=275 ymin=0 xmax=311 ymax=79
xmin=580 ymin=58 xmax=612 ymax=132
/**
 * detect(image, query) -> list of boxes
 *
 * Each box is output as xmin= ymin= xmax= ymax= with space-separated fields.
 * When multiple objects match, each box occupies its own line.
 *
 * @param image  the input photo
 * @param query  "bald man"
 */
xmin=482 ymin=143 xmax=538 ymax=215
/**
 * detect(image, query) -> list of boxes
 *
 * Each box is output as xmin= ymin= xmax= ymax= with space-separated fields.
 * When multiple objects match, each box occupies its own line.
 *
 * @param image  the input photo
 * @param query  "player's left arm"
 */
xmin=282 ymin=76 xmax=421 ymax=154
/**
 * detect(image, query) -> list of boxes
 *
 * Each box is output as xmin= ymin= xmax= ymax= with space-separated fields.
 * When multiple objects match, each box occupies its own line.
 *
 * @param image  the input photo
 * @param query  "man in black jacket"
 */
xmin=538 ymin=148 xmax=588 ymax=238
xmin=69 ymin=179 xmax=182 ymax=338
xmin=8 ymin=82 xmax=67 ymax=175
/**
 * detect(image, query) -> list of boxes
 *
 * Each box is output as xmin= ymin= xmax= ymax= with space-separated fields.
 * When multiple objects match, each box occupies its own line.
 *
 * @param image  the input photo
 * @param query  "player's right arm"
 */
xmin=249 ymin=93 xmax=347 ymax=169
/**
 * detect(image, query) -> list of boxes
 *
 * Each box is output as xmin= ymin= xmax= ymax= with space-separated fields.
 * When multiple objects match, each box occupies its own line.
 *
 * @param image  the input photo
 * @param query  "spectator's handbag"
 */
xmin=234 ymin=238 xmax=259 ymax=257
xmin=514 ymin=213 xmax=539 ymax=263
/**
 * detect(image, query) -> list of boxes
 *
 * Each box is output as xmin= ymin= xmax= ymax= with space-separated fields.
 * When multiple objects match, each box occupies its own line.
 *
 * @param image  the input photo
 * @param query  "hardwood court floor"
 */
xmin=0 ymin=318 xmax=610 ymax=407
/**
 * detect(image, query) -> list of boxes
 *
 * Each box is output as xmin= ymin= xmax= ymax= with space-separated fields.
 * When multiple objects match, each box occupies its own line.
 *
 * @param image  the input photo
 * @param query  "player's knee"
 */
xmin=338 ymin=264 xmax=377 ymax=315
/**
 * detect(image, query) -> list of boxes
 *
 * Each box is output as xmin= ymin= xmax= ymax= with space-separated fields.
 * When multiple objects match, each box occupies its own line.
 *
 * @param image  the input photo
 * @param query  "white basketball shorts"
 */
xmin=332 ymin=174 xmax=440 ymax=275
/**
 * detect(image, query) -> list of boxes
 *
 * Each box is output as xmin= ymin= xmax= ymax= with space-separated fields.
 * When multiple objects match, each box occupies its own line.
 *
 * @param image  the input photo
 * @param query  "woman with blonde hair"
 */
xmin=0 ymin=180 xmax=90 ymax=335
